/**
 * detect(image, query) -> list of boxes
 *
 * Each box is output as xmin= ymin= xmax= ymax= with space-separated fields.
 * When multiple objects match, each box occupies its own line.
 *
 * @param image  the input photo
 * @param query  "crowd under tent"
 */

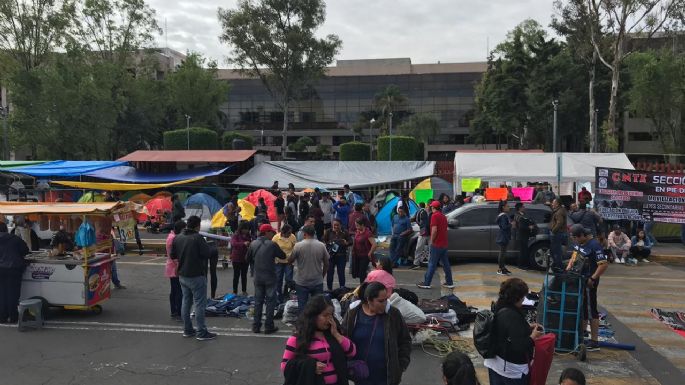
xmin=453 ymin=152 xmax=635 ymax=195
xmin=232 ymin=161 xmax=436 ymax=190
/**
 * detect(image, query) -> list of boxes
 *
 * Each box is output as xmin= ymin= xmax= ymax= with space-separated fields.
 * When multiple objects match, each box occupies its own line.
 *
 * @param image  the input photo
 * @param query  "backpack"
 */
xmin=473 ymin=308 xmax=502 ymax=358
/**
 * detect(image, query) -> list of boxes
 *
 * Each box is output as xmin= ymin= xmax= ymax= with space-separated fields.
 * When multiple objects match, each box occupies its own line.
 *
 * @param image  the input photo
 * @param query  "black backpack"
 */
xmin=473 ymin=307 xmax=503 ymax=358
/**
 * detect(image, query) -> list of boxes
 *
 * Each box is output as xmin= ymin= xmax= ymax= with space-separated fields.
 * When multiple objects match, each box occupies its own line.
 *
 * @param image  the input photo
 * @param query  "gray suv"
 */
xmin=408 ymin=202 xmax=553 ymax=270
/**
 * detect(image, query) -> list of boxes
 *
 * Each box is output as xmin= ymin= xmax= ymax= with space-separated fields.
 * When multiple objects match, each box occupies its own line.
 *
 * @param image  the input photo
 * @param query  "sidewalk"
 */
xmin=650 ymin=242 xmax=685 ymax=264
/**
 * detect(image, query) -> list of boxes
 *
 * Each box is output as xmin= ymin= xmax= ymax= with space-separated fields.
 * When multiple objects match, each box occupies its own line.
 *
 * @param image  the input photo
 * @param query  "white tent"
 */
xmin=454 ymin=152 xmax=635 ymax=194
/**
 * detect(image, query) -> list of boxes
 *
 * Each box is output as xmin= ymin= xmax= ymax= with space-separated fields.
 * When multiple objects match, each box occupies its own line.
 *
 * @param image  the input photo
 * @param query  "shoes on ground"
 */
xmin=497 ymin=269 xmax=511 ymax=276
xmin=410 ymin=265 xmax=422 ymax=270
xmin=585 ymin=340 xmax=600 ymax=352
xmin=114 ymin=284 xmax=126 ymax=289
xmin=416 ymin=282 xmax=432 ymax=289
xmin=182 ymin=329 xmax=197 ymax=338
xmin=441 ymin=283 xmax=456 ymax=289
xmin=643 ymin=258 xmax=650 ymax=263
xmin=264 ymin=327 xmax=279 ymax=335
xmin=196 ymin=330 xmax=217 ymax=341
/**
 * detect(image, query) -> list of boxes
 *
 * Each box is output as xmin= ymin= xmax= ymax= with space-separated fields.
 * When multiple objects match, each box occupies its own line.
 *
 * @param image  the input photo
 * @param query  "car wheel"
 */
xmin=529 ymin=242 xmax=550 ymax=271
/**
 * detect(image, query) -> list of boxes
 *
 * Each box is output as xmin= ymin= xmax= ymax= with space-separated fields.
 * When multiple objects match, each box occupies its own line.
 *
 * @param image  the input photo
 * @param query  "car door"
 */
xmin=447 ymin=207 xmax=498 ymax=258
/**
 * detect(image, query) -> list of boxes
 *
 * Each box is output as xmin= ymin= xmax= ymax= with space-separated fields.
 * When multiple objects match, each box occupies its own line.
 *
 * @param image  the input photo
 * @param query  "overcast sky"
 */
xmin=145 ymin=0 xmax=557 ymax=67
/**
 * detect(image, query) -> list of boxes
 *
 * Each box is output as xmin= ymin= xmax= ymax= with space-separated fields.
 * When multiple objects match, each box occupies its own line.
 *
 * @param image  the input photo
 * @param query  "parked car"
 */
xmin=406 ymin=202 xmax=556 ymax=270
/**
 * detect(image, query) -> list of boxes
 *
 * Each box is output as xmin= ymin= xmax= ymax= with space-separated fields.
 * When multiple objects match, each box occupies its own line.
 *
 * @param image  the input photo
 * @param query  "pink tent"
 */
xmin=244 ymin=189 xmax=277 ymax=222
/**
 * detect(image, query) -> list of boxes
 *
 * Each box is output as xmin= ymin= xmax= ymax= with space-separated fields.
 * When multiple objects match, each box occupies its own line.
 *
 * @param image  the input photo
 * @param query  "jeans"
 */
xmin=111 ymin=260 xmax=121 ymax=286
xmin=423 ymin=246 xmax=453 ymax=286
xmin=644 ymin=221 xmax=657 ymax=244
xmin=326 ymin=255 xmax=347 ymax=290
xmin=232 ymin=261 xmax=249 ymax=294
xmin=517 ymin=235 xmax=530 ymax=268
xmin=209 ymin=254 xmax=218 ymax=299
xmin=550 ymin=232 xmax=567 ymax=269
xmin=389 ymin=235 xmax=408 ymax=264
xmin=488 ymin=369 xmax=529 ymax=385
xmin=497 ymin=244 xmax=507 ymax=269
xmin=253 ymin=282 xmax=277 ymax=330
xmin=275 ymin=264 xmax=294 ymax=302
xmin=413 ymin=236 xmax=429 ymax=266
xmin=169 ymin=277 xmax=182 ymax=316
xmin=296 ymin=283 xmax=324 ymax=313
xmin=0 ymin=268 xmax=23 ymax=323
xmin=179 ymin=275 xmax=208 ymax=334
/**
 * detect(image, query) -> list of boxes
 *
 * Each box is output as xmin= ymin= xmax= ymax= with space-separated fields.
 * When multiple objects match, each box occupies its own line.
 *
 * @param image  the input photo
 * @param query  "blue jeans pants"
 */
xmin=253 ymin=282 xmax=277 ymax=330
xmin=389 ymin=235 xmax=408 ymax=264
xmin=179 ymin=275 xmax=208 ymax=334
xmin=327 ymin=255 xmax=347 ymax=290
xmin=296 ymin=283 xmax=324 ymax=314
xmin=550 ymin=232 xmax=567 ymax=270
xmin=423 ymin=246 xmax=453 ymax=286
xmin=111 ymin=260 xmax=121 ymax=286
xmin=275 ymin=264 xmax=293 ymax=302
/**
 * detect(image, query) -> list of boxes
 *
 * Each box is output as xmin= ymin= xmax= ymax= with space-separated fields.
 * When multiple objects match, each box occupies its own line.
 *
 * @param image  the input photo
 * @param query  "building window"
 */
xmin=628 ymin=132 xmax=655 ymax=141
xmin=301 ymin=112 xmax=316 ymax=123
xmin=240 ymin=111 xmax=259 ymax=123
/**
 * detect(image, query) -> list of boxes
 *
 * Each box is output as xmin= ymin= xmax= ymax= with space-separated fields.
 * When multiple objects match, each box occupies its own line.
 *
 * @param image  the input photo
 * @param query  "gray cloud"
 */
xmin=147 ymin=0 xmax=556 ymax=66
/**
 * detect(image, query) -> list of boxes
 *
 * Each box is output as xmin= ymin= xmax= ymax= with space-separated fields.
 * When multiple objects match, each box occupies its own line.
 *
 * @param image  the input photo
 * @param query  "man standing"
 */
xmin=172 ymin=194 xmax=185 ymax=222
xmin=389 ymin=206 xmax=412 ymax=266
xmin=0 ymin=222 xmax=29 ymax=324
xmin=578 ymin=187 xmax=592 ymax=205
xmin=411 ymin=201 xmax=431 ymax=270
xmin=287 ymin=226 xmax=329 ymax=312
xmin=332 ymin=196 xmax=351 ymax=229
xmin=319 ymin=192 xmax=334 ymax=231
xmin=569 ymin=203 xmax=602 ymax=236
xmin=514 ymin=202 xmax=534 ymax=269
xmin=567 ymin=224 xmax=608 ymax=352
xmin=246 ymin=224 xmax=285 ymax=334
xmin=296 ymin=216 xmax=316 ymax=241
xmin=274 ymin=190 xmax=285 ymax=231
xmin=417 ymin=201 xmax=454 ymax=289
xmin=343 ymin=184 xmax=355 ymax=206
xmin=170 ymin=216 xmax=215 ymax=341
xmin=550 ymin=198 xmax=568 ymax=270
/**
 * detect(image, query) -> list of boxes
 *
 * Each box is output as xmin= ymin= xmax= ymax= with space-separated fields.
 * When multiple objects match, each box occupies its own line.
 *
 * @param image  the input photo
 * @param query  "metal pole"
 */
xmin=185 ymin=115 xmax=191 ymax=150
xmin=1 ymin=107 xmax=7 ymax=160
xmin=593 ymin=109 xmax=598 ymax=153
xmin=389 ymin=112 xmax=393 ymax=161
xmin=369 ymin=118 xmax=375 ymax=160
xmin=552 ymin=100 xmax=558 ymax=153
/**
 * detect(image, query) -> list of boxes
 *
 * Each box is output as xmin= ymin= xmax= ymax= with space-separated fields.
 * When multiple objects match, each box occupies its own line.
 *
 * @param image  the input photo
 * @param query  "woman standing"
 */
xmin=351 ymin=218 xmax=377 ymax=285
xmin=310 ymin=199 xmax=325 ymax=240
xmin=496 ymin=201 xmax=513 ymax=276
xmin=281 ymin=295 xmax=356 ymax=385
xmin=323 ymin=219 xmax=350 ymax=291
xmin=514 ymin=203 xmax=533 ymax=270
xmin=165 ymin=221 xmax=185 ymax=320
xmin=484 ymin=278 xmax=543 ymax=385
xmin=230 ymin=221 xmax=252 ymax=296
xmin=273 ymin=224 xmax=297 ymax=302
xmin=343 ymin=281 xmax=412 ymax=385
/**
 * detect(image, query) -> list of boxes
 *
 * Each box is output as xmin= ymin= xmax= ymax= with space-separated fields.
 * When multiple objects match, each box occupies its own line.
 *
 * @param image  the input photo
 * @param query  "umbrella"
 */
xmin=409 ymin=177 xmax=454 ymax=205
xmin=140 ymin=197 xmax=172 ymax=222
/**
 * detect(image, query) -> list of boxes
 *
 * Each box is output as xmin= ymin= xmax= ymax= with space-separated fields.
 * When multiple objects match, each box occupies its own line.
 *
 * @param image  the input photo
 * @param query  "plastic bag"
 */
xmin=425 ymin=309 xmax=458 ymax=325
xmin=331 ymin=299 xmax=342 ymax=323
xmin=388 ymin=292 xmax=426 ymax=324
xmin=282 ymin=300 xmax=299 ymax=324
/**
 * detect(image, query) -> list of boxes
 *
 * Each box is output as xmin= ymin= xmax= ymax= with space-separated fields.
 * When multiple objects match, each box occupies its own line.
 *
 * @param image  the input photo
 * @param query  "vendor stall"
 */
xmin=0 ymin=202 xmax=125 ymax=314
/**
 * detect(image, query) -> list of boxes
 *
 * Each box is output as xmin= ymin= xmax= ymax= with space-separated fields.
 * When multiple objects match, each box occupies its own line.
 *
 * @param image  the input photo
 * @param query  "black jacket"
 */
xmin=0 ymin=232 xmax=30 ymax=270
xmin=493 ymin=305 xmax=534 ymax=365
xmin=170 ymin=229 xmax=210 ymax=277
xmin=283 ymin=355 xmax=325 ymax=385
xmin=246 ymin=236 xmax=286 ymax=285
xmin=343 ymin=305 xmax=412 ymax=385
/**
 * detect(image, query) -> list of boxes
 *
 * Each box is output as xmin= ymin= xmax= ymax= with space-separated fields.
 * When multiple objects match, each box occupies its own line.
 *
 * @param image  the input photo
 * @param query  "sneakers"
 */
xmin=182 ymin=329 xmax=197 ymax=338
xmin=416 ymin=282 xmax=432 ymax=289
xmin=114 ymin=284 xmax=126 ymax=289
xmin=586 ymin=340 xmax=600 ymax=352
xmin=442 ymin=283 xmax=456 ymax=289
xmin=615 ymin=258 xmax=624 ymax=264
xmin=497 ymin=269 xmax=511 ymax=276
xmin=264 ymin=326 xmax=279 ymax=335
xmin=196 ymin=330 xmax=217 ymax=341
xmin=252 ymin=326 xmax=262 ymax=334
xmin=643 ymin=258 xmax=650 ymax=263
xmin=410 ymin=265 xmax=422 ymax=270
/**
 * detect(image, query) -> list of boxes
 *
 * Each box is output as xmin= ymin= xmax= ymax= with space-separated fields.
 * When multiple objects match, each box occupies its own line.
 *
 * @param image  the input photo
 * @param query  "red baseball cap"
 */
xmin=430 ymin=201 xmax=442 ymax=209
xmin=259 ymin=224 xmax=275 ymax=233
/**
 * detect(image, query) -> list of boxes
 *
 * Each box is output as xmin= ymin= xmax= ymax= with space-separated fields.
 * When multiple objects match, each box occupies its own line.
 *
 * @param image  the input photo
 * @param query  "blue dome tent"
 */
xmin=375 ymin=196 xmax=419 ymax=236
xmin=184 ymin=193 xmax=222 ymax=215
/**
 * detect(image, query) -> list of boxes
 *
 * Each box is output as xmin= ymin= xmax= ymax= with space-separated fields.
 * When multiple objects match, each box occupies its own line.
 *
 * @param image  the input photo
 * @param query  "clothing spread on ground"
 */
xmin=651 ymin=308 xmax=685 ymax=339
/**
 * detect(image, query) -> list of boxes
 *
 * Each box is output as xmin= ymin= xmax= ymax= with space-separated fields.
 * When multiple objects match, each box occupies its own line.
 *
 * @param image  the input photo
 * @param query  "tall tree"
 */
xmin=587 ymin=0 xmax=681 ymax=151
xmin=397 ymin=113 xmax=440 ymax=144
xmin=218 ymin=0 xmax=341 ymax=159
xmin=166 ymin=53 xmax=230 ymax=129
xmin=374 ymin=85 xmax=408 ymax=135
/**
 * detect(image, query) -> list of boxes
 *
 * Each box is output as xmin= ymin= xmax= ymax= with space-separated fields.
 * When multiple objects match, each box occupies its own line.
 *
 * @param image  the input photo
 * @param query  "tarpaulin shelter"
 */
xmin=50 ymin=177 xmax=204 ymax=191
xmin=85 ymin=165 xmax=230 ymax=182
xmin=2 ymin=160 xmax=125 ymax=177
xmin=453 ymin=152 xmax=635 ymax=194
xmin=376 ymin=196 xmax=419 ymax=236
xmin=210 ymin=199 xmax=256 ymax=228
xmin=369 ymin=190 xmax=399 ymax=215
xmin=232 ymin=161 xmax=436 ymax=189
xmin=409 ymin=177 xmax=453 ymax=205
xmin=175 ymin=191 xmax=192 ymax=202
xmin=184 ymin=193 xmax=222 ymax=215
xmin=201 ymin=186 xmax=231 ymax=203
xmin=0 ymin=161 xmax=45 ymax=168
xmin=244 ymin=189 xmax=277 ymax=222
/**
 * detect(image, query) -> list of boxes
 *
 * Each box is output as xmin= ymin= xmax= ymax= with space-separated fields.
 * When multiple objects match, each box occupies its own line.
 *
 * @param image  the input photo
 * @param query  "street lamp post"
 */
xmin=369 ymin=118 xmax=375 ymax=160
xmin=184 ymin=114 xmax=191 ymax=150
xmin=552 ymin=100 xmax=559 ymax=153
xmin=0 ymin=106 xmax=7 ymax=160
xmin=388 ymin=112 xmax=393 ymax=161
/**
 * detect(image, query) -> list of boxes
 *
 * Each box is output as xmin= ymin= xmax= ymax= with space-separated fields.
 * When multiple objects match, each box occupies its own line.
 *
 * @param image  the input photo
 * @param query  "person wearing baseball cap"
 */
xmin=246 ymin=223 xmax=286 ymax=334
xmin=567 ymin=223 xmax=608 ymax=352
xmin=417 ymin=200 xmax=455 ymax=289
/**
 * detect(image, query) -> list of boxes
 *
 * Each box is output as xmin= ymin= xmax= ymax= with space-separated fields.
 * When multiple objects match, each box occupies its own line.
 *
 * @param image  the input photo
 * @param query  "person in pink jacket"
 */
xmin=365 ymin=255 xmax=396 ymax=295
xmin=166 ymin=221 xmax=186 ymax=320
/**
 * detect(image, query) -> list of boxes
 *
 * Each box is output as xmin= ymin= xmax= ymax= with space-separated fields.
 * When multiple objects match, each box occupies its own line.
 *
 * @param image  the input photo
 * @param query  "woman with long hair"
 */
xmin=442 ymin=351 xmax=479 ymax=385
xmin=351 ymin=218 xmax=377 ymax=285
xmin=165 ymin=220 xmax=186 ymax=320
xmin=281 ymin=295 xmax=356 ymax=385
xmin=485 ymin=278 xmax=543 ymax=385
xmin=495 ymin=201 xmax=512 ymax=276
xmin=230 ymin=221 xmax=252 ymax=296
xmin=365 ymin=255 xmax=396 ymax=295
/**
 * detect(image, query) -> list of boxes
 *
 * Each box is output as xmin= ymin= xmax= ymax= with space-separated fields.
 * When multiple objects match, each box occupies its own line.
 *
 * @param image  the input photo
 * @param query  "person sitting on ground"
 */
xmin=559 ymin=367 xmax=586 ymax=385
xmin=281 ymin=295 xmax=356 ymax=385
xmin=630 ymin=229 xmax=652 ymax=263
xmin=607 ymin=225 xmax=631 ymax=264
xmin=442 ymin=351 xmax=479 ymax=385
xmin=365 ymin=255 xmax=396 ymax=295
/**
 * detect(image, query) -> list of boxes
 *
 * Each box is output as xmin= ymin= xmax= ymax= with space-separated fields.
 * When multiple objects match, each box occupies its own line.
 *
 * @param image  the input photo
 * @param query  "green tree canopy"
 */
xmin=374 ymin=85 xmax=408 ymax=135
xmin=397 ymin=113 xmax=440 ymax=144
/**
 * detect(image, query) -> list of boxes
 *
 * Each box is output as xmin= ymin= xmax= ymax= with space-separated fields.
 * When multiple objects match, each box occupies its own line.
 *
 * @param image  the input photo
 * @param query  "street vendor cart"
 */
xmin=0 ymin=202 xmax=125 ymax=314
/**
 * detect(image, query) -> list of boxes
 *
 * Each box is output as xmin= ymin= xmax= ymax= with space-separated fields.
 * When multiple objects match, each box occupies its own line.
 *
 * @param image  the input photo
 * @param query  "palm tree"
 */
xmin=374 ymin=85 xmax=408 ymax=135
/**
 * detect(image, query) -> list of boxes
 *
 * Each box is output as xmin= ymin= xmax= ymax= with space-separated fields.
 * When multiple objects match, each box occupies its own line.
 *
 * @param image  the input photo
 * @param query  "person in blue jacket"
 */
xmin=629 ymin=229 xmax=653 ymax=263
xmin=495 ymin=201 xmax=512 ymax=276
xmin=332 ymin=196 xmax=351 ymax=229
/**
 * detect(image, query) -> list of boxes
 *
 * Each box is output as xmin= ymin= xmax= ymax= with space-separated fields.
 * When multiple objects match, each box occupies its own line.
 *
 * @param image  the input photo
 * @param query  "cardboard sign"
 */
xmin=512 ymin=187 xmax=535 ymax=201
xmin=461 ymin=178 xmax=481 ymax=193
xmin=485 ymin=188 xmax=508 ymax=201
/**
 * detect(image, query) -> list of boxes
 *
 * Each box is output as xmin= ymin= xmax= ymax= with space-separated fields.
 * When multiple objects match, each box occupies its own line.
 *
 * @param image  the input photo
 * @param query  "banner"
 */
xmin=595 ymin=167 xmax=685 ymax=223
xmin=512 ymin=187 xmax=535 ymax=201
xmin=461 ymin=178 xmax=481 ymax=193
xmin=485 ymin=188 xmax=508 ymax=201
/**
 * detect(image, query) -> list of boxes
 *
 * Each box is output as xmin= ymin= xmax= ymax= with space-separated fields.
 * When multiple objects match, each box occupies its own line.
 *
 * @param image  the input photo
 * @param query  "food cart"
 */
xmin=0 ymin=201 xmax=125 ymax=314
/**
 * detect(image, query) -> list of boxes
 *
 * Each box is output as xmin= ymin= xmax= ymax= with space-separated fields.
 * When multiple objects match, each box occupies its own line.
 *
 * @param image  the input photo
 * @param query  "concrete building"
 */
xmin=217 ymin=58 xmax=495 ymax=159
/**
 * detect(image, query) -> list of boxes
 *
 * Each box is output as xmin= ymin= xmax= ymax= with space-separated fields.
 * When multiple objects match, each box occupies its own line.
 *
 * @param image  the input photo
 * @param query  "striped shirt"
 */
xmin=281 ymin=335 xmax=356 ymax=384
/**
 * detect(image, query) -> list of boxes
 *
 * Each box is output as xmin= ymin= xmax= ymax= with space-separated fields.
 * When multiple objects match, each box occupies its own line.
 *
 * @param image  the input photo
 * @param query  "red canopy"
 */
xmin=140 ymin=197 xmax=172 ymax=223
xmin=244 ymin=189 xmax=277 ymax=222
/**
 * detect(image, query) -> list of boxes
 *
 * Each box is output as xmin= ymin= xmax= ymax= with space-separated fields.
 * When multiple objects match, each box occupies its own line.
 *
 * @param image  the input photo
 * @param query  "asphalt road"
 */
xmin=1 ymin=254 xmax=684 ymax=385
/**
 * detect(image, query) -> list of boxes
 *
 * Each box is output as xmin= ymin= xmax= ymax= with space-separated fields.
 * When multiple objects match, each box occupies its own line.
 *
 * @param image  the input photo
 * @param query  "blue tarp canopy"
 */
xmin=376 ymin=196 xmax=419 ymax=236
xmin=184 ymin=193 xmax=222 ymax=215
xmin=85 ymin=166 xmax=230 ymax=183
xmin=4 ymin=161 xmax=126 ymax=177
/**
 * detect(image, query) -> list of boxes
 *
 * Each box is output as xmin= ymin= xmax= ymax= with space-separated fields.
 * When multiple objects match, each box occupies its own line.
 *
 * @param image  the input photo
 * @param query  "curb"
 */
xmin=650 ymin=254 xmax=685 ymax=265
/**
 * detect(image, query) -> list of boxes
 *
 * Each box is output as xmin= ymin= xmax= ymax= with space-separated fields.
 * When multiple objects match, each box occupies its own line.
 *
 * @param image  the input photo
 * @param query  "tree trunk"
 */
xmin=588 ymin=52 xmax=597 ymax=153
xmin=281 ymin=102 xmax=288 ymax=159
xmin=606 ymin=38 xmax=624 ymax=152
